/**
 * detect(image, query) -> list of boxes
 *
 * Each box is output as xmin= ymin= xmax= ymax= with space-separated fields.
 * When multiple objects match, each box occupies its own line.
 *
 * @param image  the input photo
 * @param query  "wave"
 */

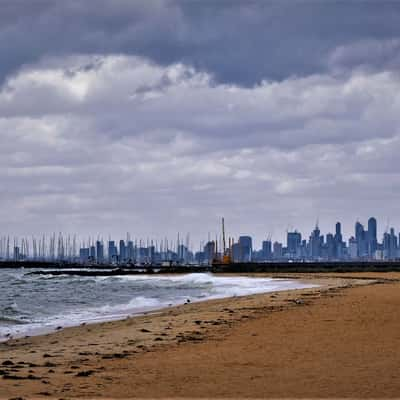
xmin=0 ymin=316 xmax=27 ymax=325
xmin=0 ymin=273 xmax=318 ymax=342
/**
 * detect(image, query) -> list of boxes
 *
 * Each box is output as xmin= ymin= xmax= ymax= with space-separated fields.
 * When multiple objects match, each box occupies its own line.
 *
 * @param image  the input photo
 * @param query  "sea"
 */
xmin=0 ymin=269 xmax=315 ymax=341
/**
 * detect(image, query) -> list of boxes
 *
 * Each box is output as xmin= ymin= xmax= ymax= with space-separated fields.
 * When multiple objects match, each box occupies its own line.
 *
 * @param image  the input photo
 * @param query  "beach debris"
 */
xmin=78 ymin=351 xmax=92 ymax=356
xmin=43 ymin=362 xmax=57 ymax=368
xmin=101 ymin=353 xmax=128 ymax=359
xmin=2 ymin=360 xmax=14 ymax=366
xmin=75 ymin=370 xmax=94 ymax=377
xmin=288 ymin=298 xmax=304 ymax=305
xmin=2 ymin=374 xmax=41 ymax=380
xmin=140 ymin=328 xmax=151 ymax=333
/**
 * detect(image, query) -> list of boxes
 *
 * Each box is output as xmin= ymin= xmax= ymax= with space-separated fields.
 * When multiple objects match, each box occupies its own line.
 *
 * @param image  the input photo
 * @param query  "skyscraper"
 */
xmin=273 ymin=241 xmax=283 ymax=260
xmin=309 ymin=224 xmax=322 ymax=260
xmin=119 ymin=240 xmax=126 ymax=262
xmin=204 ymin=241 xmax=216 ymax=264
xmin=96 ymin=240 xmax=104 ymax=263
xmin=108 ymin=241 xmax=117 ymax=263
xmin=355 ymin=221 xmax=367 ymax=257
xmin=262 ymin=240 xmax=272 ymax=260
xmin=334 ymin=222 xmax=343 ymax=259
xmin=287 ymin=231 xmax=301 ymax=258
xmin=367 ymin=217 xmax=377 ymax=257
xmin=238 ymin=236 xmax=252 ymax=262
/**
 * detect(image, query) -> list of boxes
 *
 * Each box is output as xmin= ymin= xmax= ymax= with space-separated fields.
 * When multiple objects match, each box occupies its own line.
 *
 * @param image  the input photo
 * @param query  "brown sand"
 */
xmin=0 ymin=272 xmax=399 ymax=398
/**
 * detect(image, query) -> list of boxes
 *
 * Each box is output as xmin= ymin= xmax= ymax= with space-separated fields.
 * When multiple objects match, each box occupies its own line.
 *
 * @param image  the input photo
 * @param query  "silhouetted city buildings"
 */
xmin=3 ymin=216 xmax=400 ymax=265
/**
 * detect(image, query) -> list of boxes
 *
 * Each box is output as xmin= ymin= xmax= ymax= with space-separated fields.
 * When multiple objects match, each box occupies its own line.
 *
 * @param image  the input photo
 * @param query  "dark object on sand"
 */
xmin=76 ymin=370 xmax=94 ymax=377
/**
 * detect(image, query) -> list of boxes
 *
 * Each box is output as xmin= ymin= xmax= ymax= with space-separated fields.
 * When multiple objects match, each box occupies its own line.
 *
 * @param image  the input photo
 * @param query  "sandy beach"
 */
xmin=0 ymin=272 xmax=399 ymax=398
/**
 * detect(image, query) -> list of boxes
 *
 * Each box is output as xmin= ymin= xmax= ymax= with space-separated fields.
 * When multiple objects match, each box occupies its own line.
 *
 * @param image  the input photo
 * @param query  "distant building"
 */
xmin=96 ymin=240 xmax=104 ymax=263
xmin=127 ymin=241 xmax=134 ymax=262
xmin=119 ymin=240 xmax=126 ymax=262
xmin=287 ymin=231 xmax=301 ymax=259
xmin=273 ymin=241 xmax=283 ymax=260
xmin=262 ymin=240 xmax=272 ymax=260
xmin=89 ymin=245 xmax=96 ymax=261
xmin=203 ymin=241 xmax=215 ymax=264
xmin=108 ymin=241 xmax=118 ymax=263
xmin=326 ymin=233 xmax=335 ymax=259
xmin=348 ymin=237 xmax=358 ymax=259
xmin=79 ymin=247 xmax=90 ymax=263
xmin=231 ymin=242 xmax=241 ymax=263
xmin=367 ymin=217 xmax=377 ymax=257
xmin=238 ymin=236 xmax=252 ymax=262
xmin=309 ymin=224 xmax=322 ymax=260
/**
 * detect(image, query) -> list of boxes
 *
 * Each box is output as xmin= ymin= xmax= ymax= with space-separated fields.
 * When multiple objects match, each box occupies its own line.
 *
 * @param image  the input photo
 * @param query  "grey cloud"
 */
xmin=328 ymin=38 xmax=400 ymax=73
xmin=1 ymin=55 xmax=399 ymax=151
xmin=1 ymin=1 xmax=400 ymax=86
xmin=1 ymin=54 xmax=400 ymax=243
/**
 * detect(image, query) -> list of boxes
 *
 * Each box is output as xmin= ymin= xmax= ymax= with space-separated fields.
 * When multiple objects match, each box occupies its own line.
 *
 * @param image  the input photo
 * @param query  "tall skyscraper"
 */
xmin=89 ymin=245 xmax=96 ymax=260
xmin=96 ymin=240 xmax=104 ymax=263
xmin=119 ymin=240 xmax=126 ymax=262
xmin=326 ymin=233 xmax=335 ymax=259
xmin=334 ymin=222 xmax=343 ymax=259
xmin=309 ymin=224 xmax=322 ymax=260
xmin=287 ymin=231 xmax=301 ymax=258
xmin=367 ymin=217 xmax=377 ymax=257
xmin=108 ymin=241 xmax=117 ymax=262
xmin=335 ymin=222 xmax=342 ymax=242
xmin=127 ymin=241 xmax=134 ymax=262
xmin=355 ymin=221 xmax=367 ymax=257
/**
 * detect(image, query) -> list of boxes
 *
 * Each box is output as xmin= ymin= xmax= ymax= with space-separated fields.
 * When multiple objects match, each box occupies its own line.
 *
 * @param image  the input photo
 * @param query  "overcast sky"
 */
xmin=1 ymin=1 xmax=400 ymax=246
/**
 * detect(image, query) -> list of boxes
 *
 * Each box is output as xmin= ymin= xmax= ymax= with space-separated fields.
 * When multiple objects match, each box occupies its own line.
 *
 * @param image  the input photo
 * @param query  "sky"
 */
xmin=1 ymin=1 xmax=400 ymax=247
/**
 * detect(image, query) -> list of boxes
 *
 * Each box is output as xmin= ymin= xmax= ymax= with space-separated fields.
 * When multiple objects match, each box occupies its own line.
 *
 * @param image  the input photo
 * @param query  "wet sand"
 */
xmin=0 ymin=272 xmax=399 ymax=398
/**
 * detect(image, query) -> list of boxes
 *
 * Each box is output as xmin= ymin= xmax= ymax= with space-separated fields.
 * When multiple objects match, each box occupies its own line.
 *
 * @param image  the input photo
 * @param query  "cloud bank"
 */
xmin=1 ymin=48 xmax=400 ymax=243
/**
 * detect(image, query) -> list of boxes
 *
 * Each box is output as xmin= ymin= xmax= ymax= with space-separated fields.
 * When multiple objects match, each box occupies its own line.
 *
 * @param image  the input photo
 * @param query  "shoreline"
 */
xmin=0 ymin=272 xmax=398 ymax=398
xmin=0 ymin=273 xmax=317 ymax=342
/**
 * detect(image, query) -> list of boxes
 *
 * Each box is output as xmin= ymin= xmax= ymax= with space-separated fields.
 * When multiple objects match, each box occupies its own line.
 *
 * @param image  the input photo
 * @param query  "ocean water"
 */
xmin=0 ymin=269 xmax=315 ymax=341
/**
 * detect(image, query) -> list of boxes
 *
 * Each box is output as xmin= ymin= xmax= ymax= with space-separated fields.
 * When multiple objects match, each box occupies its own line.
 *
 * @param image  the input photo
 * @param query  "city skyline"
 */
xmin=0 ymin=212 xmax=397 ymax=249
xmin=3 ymin=215 xmax=400 ymax=264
